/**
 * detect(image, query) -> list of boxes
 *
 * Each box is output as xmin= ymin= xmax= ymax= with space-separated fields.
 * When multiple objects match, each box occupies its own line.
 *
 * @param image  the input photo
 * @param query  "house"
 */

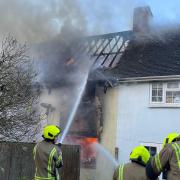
xmin=99 ymin=28 xmax=180 ymax=156
xmin=36 ymin=6 xmax=180 ymax=180
xmin=94 ymin=7 xmax=180 ymax=180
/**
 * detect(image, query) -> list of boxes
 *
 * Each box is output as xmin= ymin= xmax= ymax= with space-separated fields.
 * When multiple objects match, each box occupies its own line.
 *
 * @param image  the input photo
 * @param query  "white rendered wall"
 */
xmin=39 ymin=87 xmax=63 ymax=126
xmin=96 ymin=87 xmax=119 ymax=180
xmin=116 ymin=82 xmax=180 ymax=163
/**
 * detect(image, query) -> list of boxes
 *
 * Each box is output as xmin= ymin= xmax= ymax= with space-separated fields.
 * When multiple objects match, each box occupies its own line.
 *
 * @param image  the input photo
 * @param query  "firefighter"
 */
xmin=33 ymin=125 xmax=63 ymax=180
xmin=113 ymin=145 xmax=151 ymax=180
xmin=146 ymin=132 xmax=180 ymax=180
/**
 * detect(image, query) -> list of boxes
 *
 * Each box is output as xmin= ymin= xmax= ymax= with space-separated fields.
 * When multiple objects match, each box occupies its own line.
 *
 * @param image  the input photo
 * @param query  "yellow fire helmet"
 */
xmin=130 ymin=145 xmax=150 ymax=166
xmin=163 ymin=132 xmax=179 ymax=147
xmin=43 ymin=125 xmax=61 ymax=140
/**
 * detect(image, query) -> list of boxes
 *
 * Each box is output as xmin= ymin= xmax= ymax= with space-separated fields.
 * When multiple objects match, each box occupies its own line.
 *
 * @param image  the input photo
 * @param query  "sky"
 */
xmin=81 ymin=0 xmax=180 ymax=33
xmin=0 ymin=0 xmax=180 ymax=42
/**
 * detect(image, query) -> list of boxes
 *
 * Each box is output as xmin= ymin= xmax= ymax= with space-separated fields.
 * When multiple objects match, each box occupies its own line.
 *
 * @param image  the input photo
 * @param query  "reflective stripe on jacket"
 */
xmin=113 ymin=162 xmax=151 ymax=180
xmin=118 ymin=165 xmax=124 ymax=180
xmin=148 ymin=141 xmax=180 ymax=180
xmin=33 ymin=140 xmax=63 ymax=180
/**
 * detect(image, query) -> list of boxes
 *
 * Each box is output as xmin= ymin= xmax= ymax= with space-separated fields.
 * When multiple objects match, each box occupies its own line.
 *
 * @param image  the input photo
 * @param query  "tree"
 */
xmin=0 ymin=35 xmax=40 ymax=141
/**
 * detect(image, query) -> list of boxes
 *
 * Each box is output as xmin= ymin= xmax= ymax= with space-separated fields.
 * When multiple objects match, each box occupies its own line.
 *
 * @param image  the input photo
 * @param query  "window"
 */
xmin=150 ymin=82 xmax=180 ymax=106
xmin=145 ymin=146 xmax=157 ymax=156
xmin=166 ymin=91 xmax=180 ymax=103
xmin=166 ymin=82 xmax=180 ymax=103
xmin=151 ymin=83 xmax=163 ymax=102
xmin=142 ymin=143 xmax=165 ymax=179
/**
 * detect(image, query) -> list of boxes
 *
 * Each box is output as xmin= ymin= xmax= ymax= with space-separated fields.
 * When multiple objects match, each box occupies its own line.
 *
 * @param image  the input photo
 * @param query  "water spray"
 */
xmin=94 ymin=143 xmax=118 ymax=167
xmin=58 ymin=55 xmax=95 ymax=144
xmin=59 ymin=72 xmax=89 ymax=143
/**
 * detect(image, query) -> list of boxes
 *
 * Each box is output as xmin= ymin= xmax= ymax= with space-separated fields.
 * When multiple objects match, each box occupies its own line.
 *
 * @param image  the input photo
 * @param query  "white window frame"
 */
xmin=141 ymin=142 xmax=163 ymax=180
xmin=149 ymin=81 xmax=180 ymax=107
xmin=141 ymin=142 xmax=162 ymax=154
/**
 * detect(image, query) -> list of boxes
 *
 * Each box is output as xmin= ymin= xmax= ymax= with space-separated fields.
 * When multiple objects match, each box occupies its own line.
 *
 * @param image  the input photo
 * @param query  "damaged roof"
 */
xmin=103 ymin=30 xmax=180 ymax=80
xmin=81 ymin=30 xmax=132 ymax=67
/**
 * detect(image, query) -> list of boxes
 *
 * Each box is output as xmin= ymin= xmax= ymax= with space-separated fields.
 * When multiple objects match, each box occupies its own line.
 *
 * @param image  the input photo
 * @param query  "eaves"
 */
xmin=116 ymin=75 xmax=180 ymax=84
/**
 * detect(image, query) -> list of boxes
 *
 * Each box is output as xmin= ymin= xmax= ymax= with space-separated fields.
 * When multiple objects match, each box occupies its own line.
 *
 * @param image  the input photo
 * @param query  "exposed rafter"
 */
xmin=74 ymin=31 xmax=132 ymax=68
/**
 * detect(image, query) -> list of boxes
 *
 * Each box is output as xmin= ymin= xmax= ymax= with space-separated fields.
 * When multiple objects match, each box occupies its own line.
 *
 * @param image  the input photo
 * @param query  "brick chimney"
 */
xmin=133 ymin=6 xmax=153 ymax=34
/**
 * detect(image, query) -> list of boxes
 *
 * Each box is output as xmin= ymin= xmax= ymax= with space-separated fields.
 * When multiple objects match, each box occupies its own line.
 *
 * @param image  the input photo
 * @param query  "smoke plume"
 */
xmin=0 ymin=0 xmax=87 ymax=43
xmin=1 ymin=0 xmax=180 ymax=43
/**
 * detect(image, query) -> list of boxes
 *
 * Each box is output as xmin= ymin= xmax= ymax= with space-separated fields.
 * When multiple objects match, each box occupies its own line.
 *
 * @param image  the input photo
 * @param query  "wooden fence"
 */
xmin=0 ymin=141 xmax=80 ymax=180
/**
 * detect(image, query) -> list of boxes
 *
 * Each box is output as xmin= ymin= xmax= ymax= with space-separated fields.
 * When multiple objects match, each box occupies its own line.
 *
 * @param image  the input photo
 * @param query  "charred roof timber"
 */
xmin=73 ymin=31 xmax=133 ymax=68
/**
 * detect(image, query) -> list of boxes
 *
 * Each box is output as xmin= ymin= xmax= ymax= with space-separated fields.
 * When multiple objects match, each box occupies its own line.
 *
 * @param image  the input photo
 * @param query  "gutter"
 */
xmin=116 ymin=75 xmax=180 ymax=83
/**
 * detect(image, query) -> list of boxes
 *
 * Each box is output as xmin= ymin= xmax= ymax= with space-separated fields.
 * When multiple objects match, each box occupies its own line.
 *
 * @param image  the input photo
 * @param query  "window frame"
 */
xmin=150 ymin=83 xmax=164 ymax=104
xmin=149 ymin=81 xmax=180 ymax=107
xmin=141 ymin=142 xmax=163 ymax=180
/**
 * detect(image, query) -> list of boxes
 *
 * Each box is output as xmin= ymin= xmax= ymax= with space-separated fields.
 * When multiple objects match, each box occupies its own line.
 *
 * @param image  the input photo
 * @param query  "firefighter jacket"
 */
xmin=113 ymin=162 xmax=152 ymax=180
xmin=146 ymin=141 xmax=180 ymax=180
xmin=33 ymin=140 xmax=63 ymax=180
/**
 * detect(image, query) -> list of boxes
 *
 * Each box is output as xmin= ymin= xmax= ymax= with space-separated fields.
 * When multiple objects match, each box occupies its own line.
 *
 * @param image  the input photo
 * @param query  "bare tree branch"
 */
xmin=0 ymin=35 xmax=40 ymax=141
